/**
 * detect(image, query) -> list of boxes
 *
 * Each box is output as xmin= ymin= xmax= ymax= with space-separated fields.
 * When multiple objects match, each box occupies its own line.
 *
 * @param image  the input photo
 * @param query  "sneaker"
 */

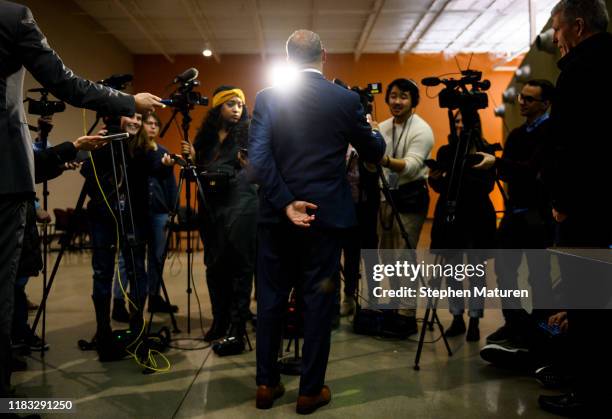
xmin=27 ymin=333 xmax=50 ymax=352
xmin=486 ymin=324 xmax=513 ymax=345
xmin=480 ymin=343 xmax=532 ymax=371
xmin=535 ymin=365 xmax=572 ymax=389
xmin=148 ymin=294 xmax=179 ymax=313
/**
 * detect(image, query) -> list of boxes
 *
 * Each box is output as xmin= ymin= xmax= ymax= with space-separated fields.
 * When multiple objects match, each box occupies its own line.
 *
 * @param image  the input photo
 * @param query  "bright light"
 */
xmin=202 ymin=48 xmax=212 ymax=57
xmin=268 ymin=63 xmax=299 ymax=87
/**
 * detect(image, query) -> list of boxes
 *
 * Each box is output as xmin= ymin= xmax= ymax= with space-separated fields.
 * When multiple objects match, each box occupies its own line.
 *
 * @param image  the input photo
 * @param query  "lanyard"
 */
xmin=391 ymin=114 xmax=413 ymax=158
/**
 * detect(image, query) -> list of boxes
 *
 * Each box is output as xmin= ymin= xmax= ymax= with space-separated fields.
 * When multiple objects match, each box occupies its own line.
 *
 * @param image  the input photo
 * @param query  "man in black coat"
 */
xmin=0 ymin=0 xmax=162 ymax=401
xmin=248 ymin=29 xmax=385 ymax=414
xmin=538 ymin=0 xmax=612 ymax=416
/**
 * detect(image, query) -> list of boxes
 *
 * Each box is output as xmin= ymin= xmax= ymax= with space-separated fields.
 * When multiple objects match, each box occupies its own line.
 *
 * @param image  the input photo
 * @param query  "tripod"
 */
xmin=156 ymin=97 xmax=208 ymax=335
xmin=374 ymin=165 xmax=453 ymax=369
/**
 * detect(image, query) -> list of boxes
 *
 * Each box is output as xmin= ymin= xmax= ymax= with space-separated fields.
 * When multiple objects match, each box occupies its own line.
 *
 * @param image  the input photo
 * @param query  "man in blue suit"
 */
xmin=248 ymin=29 xmax=385 ymax=414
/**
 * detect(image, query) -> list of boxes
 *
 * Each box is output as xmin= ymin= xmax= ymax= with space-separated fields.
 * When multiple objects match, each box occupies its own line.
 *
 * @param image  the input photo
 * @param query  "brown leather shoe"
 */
xmin=255 ymin=383 xmax=285 ymax=409
xmin=296 ymin=385 xmax=331 ymax=415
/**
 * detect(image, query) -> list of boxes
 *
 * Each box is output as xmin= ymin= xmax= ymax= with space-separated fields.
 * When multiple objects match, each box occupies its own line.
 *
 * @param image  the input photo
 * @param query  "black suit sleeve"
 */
xmin=347 ymin=97 xmax=385 ymax=164
xmin=16 ymin=6 xmax=135 ymax=116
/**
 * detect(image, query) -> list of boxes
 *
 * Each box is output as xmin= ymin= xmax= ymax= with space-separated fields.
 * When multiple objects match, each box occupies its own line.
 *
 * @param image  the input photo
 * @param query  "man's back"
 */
xmin=249 ymin=71 xmax=384 ymax=228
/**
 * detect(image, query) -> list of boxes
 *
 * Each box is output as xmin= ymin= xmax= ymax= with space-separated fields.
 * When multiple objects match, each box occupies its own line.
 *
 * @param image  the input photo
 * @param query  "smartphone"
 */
xmin=538 ymin=320 xmax=562 ymax=336
xmin=101 ymin=133 xmax=130 ymax=141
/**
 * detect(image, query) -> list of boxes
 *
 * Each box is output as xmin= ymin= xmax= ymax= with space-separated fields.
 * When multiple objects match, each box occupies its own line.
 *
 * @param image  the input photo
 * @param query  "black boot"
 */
xmin=204 ymin=317 xmax=229 ymax=342
xmin=212 ymin=323 xmax=246 ymax=356
xmin=466 ymin=317 xmax=480 ymax=342
xmin=92 ymin=296 xmax=126 ymax=362
xmin=148 ymin=294 xmax=178 ymax=313
xmin=445 ymin=315 xmax=466 ymax=337
xmin=112 ymin=298 xmax=130 ymax=323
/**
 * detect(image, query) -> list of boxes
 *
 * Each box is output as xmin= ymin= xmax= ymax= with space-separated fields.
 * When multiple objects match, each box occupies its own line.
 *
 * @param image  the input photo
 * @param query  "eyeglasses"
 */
xmin=518 ymin=93 xmax=545 ymax=104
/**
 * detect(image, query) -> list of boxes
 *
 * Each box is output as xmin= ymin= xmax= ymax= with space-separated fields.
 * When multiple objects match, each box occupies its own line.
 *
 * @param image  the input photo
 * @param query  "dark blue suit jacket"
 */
xmin=248 ymin=71 xmax=385 ymax=229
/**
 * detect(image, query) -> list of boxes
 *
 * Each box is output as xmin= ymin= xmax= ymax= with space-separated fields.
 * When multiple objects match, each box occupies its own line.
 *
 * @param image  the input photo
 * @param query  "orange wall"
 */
xmin=133 ymin=53 xmax=517 ymax=216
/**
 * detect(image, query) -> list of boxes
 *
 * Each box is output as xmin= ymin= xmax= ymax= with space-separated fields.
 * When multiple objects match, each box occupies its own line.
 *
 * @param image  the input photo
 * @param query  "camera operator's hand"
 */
xmin=35 ymin=207 xmax=52 ymax=224
xmin=429 ymin=169 xmax=445 ymax=180
xmin=37 ymin=116 xmax=54 ymax=138
xmin=72 ymin=135 xmax=108 ymax=151
xmin=161 ymin=153 xmax=175 ymax=166
xmin=552 ymin=208 xmax=568 ymax=223
xmin=180 ymin=141 xmax=196 ymax=161
xmin=366 ymin=114 xmax=380 ymax=131
xmin=63 ymin=161 xmax=82 ymax=171
xmin=134 ymin=92 xmax=164 ymax=113
xmin=472 ymin=152 xmax=496 ymax=170
xmin=285 ymin=201 xmax=317 ymax=228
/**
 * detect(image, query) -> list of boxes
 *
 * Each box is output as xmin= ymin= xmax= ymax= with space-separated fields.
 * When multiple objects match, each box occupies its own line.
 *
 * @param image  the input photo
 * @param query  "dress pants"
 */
xmin=256 ymin=223 xmax=342 ymax=396
xmin=0 ymin=196 xmax=27 ymax=396
xmin=556 ymin=215 xmax=612 ymax=402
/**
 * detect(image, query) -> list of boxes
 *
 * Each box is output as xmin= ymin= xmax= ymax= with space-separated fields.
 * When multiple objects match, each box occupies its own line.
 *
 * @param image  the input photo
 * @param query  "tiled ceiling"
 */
xmin=72 ymin=0 xmax=558 ymax=60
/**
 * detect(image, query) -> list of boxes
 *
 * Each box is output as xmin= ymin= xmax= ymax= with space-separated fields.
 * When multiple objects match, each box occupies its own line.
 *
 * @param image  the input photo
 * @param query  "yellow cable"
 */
xmin=82 ymin=110 xmax=171 ymax=373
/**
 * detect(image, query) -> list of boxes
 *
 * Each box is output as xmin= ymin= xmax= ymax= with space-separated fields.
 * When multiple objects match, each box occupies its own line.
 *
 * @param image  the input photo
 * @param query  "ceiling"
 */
xmin=72 ymin=0 xmax=558 ymax=62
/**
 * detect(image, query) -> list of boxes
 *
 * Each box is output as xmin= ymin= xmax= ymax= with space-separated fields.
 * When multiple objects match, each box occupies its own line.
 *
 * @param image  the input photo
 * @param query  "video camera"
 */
xmin=333 ymin=79 xmax=381 ymax=114
xmin=25 ymin=88 xmax=66 ymax=116
xmin=161 ymin=68 xmax=209 ymax=109
xmin=422 ymin=70 xmax=489 ymax=111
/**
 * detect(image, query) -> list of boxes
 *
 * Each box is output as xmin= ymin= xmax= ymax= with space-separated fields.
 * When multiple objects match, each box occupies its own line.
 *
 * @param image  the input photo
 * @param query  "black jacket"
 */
xmin=0 ymin=0 xmax=135 ymax=196
xmin=544 ymin=32 xmax=612 ymax=221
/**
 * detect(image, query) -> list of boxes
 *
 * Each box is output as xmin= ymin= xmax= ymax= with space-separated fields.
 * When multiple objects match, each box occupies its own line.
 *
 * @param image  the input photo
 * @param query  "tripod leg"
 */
xmin=32 ymin=186 xmax=88 ymax=332
xmin=158 ymin=277 xmax=181 ymax=333
xmin=413 ymin=307 xmax=431 ymax=371
xmin=432 ymin=310 xmax=453 ymax=356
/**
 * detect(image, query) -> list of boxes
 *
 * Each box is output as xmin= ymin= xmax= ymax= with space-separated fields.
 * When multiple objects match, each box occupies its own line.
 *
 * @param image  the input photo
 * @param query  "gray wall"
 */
xmin=20 ymin=0 xmax=134 ymax=214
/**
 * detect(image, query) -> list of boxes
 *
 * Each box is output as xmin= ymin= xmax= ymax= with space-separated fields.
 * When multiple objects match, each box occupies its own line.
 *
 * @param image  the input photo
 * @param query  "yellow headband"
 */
xmin=212 ymin=89 xmax=246 ymax=109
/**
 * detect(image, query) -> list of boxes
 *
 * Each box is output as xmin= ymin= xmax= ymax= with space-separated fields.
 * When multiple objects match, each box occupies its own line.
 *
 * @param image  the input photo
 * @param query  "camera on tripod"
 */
xmin=333 ymin=79 xmax=381 ymax=114
xmin=422 ymin=70 xmax=490 ymax=110
xmin=25 ymin=88 xmax=66 ymax=116
xmin=162 ymin=83 xmax=209 ymax=108
xmin=161 ymin=68 xmax=209 ymax=109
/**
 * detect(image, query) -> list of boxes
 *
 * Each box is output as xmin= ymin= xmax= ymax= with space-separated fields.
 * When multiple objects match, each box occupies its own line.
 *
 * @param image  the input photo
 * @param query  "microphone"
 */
xmin=98 ymin=74 xmax=133 ymax=90
xmin=421 ymin=77 xmax=441 ymax=87
xmin=173 ymin=67 xmax=199 ymax=84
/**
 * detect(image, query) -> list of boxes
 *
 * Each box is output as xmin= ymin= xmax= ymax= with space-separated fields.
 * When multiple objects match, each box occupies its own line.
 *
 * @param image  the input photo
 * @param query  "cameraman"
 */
xmin=429 ymin=111 xmax=497 ymax=341
xmin=0 ymin=0 xmax=162 ymax=401
xmin=378 ymin=78 xmax=434 ymax=334
xmin=473 ymin=80 xmax=556 ymax=346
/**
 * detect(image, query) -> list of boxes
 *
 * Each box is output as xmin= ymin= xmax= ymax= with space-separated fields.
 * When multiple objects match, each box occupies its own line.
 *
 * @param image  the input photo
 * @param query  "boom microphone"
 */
xmin=173 ymin=67 xmax=199 ymax=84
xmin=421 ymin=77 xmax=442 ymax=87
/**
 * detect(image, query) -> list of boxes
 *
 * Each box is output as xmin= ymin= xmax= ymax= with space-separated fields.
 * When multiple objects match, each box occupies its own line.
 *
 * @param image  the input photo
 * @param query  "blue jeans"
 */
xmin=113 ymin=213 xmax=168 ymax=300
xmin=91 ymin=211 xmax=148 ymax=304
xmin=147 ymin=213 xmax=169 ymax=297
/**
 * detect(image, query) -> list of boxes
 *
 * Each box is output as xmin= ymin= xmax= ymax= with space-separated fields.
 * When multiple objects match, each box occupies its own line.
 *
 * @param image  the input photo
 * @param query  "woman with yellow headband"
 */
xmin=182 ymin=85 xmax=257 ymax=356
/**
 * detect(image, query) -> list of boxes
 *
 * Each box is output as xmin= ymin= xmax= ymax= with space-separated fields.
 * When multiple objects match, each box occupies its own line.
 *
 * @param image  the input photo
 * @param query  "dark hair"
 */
xmin=552 ymin=0 xmax=609 ymax=33
xmin=193 ymin=85 xmax=249 ymax=154
xmin=525 ymin=79 xmax=556 ymax=102
xmin=385 ymin=78 xmax=420 ymax=108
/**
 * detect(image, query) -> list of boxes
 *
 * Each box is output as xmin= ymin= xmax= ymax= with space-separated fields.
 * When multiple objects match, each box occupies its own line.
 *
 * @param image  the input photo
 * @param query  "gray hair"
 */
xmin=552 ymin=0 xmax=609 ymax=33
xmin=286 ymin=29 xmax=323 ymax=65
